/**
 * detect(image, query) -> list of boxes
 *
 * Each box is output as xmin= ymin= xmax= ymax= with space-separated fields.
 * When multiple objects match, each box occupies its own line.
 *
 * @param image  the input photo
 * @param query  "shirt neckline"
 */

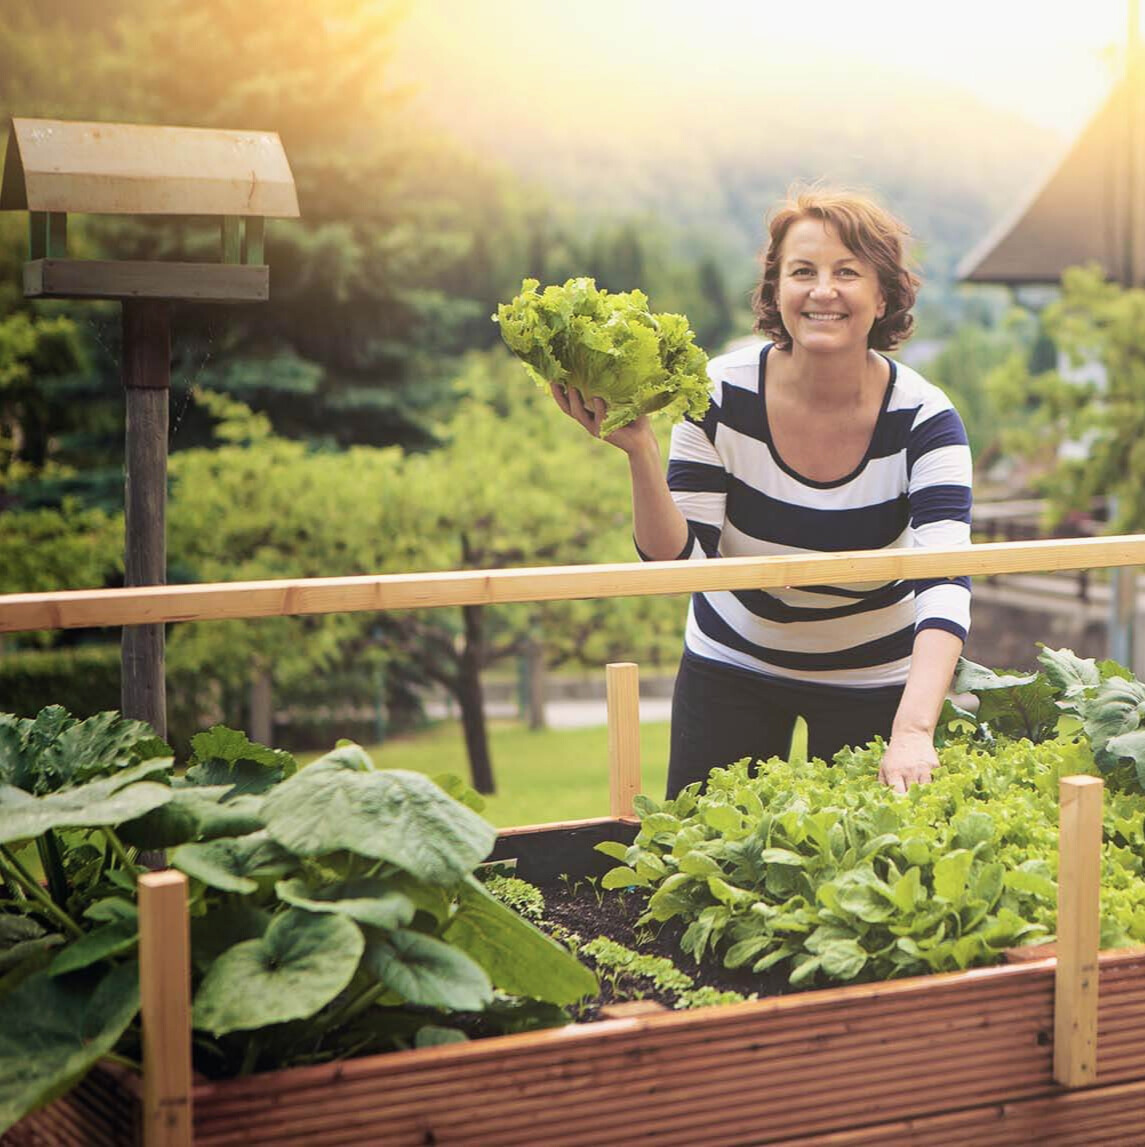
xmin=757 ymin=343 xmax=897 ymax=490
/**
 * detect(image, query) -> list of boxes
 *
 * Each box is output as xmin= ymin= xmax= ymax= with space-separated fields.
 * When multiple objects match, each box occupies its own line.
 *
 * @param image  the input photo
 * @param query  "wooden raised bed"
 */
xmin=5 ymin=540 xmax=1145 ymax=1145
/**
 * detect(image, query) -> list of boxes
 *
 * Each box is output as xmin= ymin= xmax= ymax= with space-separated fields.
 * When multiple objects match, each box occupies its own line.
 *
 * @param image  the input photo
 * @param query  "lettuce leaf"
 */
xmin=494 ymin=277 xmax=711 ymax=434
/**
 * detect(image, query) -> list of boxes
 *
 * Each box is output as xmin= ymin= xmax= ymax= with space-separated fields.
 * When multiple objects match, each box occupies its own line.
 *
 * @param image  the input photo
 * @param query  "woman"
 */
xmin=552 ymin=187 xmax=972 ymax=797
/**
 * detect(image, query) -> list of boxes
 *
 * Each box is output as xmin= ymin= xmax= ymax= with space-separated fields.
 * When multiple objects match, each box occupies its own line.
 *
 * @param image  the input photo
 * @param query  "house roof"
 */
xmin=0 ymin=117 xmax=299 ymax=218
xmin=958 ymin=78 xmax=1144 ymax=286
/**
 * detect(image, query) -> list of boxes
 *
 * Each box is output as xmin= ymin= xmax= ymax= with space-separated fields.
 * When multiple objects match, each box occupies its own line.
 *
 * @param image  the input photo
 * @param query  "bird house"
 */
xmin=0 ymin=117 xmax=300 ymax=741
xmin=0 ymin=116 xmax=300 ymax=301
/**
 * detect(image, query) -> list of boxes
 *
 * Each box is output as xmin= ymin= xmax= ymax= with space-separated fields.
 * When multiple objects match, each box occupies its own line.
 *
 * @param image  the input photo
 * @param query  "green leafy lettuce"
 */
xmin=494 ymin=277 xmax=711 ymax=434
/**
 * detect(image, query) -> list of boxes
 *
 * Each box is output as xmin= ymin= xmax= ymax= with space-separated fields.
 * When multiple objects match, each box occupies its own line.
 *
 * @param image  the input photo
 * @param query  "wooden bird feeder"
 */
xmin=0 ymin=116 xmax=300 ymax=739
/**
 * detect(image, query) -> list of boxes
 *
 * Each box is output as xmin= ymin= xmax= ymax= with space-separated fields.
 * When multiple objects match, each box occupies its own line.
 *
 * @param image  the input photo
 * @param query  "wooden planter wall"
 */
xmin=5 ymin=537 xmax=1145 ymax=1146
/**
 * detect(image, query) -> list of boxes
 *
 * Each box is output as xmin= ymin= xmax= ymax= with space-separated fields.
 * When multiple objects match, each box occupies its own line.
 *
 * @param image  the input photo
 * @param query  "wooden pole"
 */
xmin=121 ymin=299 xmax=170 ymax=739
xmin=606 ymin=662 xmax=641 ymax=817
xmin=138 ymin=870 xmax=193 ymax=1147
xmin=1054 ymin=774 xmax=1104 ymax=1087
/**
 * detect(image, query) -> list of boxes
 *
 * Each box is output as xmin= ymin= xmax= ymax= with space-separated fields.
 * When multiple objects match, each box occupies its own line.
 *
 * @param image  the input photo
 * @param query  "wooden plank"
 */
xmin=121 ymin=300 xmax=170 ymax=740
xmin=220 ymin=216 xmax=241 ymax=264
xmin=243 ymin=215 xmax=265 ymax=265
xmin=1055 ymin=774 xmax=1104 ymax=1086
xmin=6 ymin=534 xmax=1145 ymax=635
xmin=606 ymin=662 xmax=641 ymax=817
xmin=23 ymin=259 xmax=269 ymax=302
xmin=138 ymin=871 xmax=192 ymax=1147
xmin=3 ymin=117 xmax=299 ymax=217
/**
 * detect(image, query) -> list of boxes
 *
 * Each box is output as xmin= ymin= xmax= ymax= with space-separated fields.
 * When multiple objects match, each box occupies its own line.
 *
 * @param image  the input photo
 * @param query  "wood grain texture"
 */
xmin=23 ymin=259 xmax=269 ymax=302
xmin=3 ymin=535 xmax=1145 ymax=634
xmin=137 ymin=872 xmax=192 ymax=1147
xmin=1055 ymin=775 xmax=1104 ymax=1087
xmin=606 ymin=662 xmax=641 ymax=817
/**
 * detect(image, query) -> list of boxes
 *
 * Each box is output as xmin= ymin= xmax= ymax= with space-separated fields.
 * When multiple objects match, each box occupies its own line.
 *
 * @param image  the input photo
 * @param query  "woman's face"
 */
xmin=775 ymin=217 xmax=886 ymax=354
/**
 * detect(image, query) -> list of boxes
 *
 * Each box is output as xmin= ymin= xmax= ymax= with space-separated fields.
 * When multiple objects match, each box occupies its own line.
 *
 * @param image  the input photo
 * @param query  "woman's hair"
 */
xmin=750 ymin=186 xmax=919 ymax=352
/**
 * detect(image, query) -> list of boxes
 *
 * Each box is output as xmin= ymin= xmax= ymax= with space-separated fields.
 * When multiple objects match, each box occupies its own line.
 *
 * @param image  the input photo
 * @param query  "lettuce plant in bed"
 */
xmin=494 ymin=276 xmax=711 ymax=434
xmin=0 ymin=714 xmax=596 ymax=1135
xmin=599 ymin=645 xmax=1145 ymax=990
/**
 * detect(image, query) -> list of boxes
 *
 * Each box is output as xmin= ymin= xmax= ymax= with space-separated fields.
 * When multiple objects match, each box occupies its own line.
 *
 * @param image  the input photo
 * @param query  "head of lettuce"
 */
xmin=493 ymin=277 xmax=711 ymax=436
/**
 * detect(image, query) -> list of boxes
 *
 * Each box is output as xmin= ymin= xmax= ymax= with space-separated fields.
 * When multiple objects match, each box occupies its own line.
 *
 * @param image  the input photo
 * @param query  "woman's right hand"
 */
xmin=549 ymin=382 xmax=654 ymax=456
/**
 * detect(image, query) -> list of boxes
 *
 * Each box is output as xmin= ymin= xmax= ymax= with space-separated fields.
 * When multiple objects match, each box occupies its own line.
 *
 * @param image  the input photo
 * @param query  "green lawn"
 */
xmin=299 ymin=719 xmax=670 ymax=828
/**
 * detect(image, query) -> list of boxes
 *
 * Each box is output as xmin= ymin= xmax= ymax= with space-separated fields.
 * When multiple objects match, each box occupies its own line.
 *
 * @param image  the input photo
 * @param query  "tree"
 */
xmin=986 ymin=264 xmax=1145 ymax=528
xmin=164 ymin=351 xmax=684 ymax=791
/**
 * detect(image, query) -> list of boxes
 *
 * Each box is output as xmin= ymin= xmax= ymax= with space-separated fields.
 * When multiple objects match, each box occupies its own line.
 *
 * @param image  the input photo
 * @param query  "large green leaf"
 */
xmin=361 ymin=928 xmax=493 ymax=1011
xmin=953 ymin=659 xmax=1059 ymax=740
xmin=192 ymin=909 xmax=364 ymax=1036
xmin=276 ymin=877 xmax=415 ymax=930
xmin=171 ymin=832 xmax=295 ymax=894
xmin=0 ymin=960 xmax=140 ymax=1134
xmin=190 ymin=903 xmax=272 ymax=972
xmin=185 ymin=726 xmax=297 ymax=796
xmin=0 ymin=760 xmax=173 ymax=844
xmin=1037 ymin=646 xmax=1102 ymax=700
xmin=260 ymin=763 xmax=495 ymax=884
xmin=119 ymin=784 xmax=265 ymax=849
xmin=48 ymin=922 xmax=137 ymax=976
xmin=444 ymin=877 xmax=597 ymax=1006
xmin=0 ymin=707 xmax=169 ymax=795
xmin=1081 ymin=676 xmax=1145 ymax=763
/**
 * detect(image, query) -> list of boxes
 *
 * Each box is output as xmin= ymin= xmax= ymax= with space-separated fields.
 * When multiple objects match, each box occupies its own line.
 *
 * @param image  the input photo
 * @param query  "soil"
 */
xmin=531 ymin=876 xmax=795 ymax=1020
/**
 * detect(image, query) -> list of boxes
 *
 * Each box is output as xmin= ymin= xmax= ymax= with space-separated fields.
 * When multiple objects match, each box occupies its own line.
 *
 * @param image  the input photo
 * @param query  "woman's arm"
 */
xmin=550 ymin=383 xmax=691 ymax=560
xmin=878 ymin=627 xmax=964 ymax=793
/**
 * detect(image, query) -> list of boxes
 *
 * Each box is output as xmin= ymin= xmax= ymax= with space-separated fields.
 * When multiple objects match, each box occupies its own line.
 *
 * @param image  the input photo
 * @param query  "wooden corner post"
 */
xmin=138 ymin=870 xmax=193 ymax=1146
xmin=606 ymin=662 xmax=641 ymax=817
xmin=1054 ymin=774 xmax=1104 ymax=1087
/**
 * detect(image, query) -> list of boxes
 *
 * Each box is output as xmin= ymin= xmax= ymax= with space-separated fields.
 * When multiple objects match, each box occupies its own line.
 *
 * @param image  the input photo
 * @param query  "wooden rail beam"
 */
xmin=3 ymin=535 xmax=1145 ymax=634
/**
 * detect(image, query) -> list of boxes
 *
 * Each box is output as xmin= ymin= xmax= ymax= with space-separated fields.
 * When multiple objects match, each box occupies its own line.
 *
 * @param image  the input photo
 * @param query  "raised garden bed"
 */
xmin=10 ymin=815 xmax=1145 ymax=1147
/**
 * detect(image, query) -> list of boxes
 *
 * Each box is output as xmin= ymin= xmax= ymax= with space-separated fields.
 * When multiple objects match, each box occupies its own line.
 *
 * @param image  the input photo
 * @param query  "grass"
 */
xmin=299 ymin=718 xmax=671 ymax=828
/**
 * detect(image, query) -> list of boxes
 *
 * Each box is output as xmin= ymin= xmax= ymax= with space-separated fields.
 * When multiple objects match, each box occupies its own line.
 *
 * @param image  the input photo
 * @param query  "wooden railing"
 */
xmin=3 ymin=535 xmax=1145 ymax=633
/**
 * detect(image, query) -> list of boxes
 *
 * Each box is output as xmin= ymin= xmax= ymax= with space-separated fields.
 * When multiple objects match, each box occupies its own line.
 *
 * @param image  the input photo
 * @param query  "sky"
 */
xmin=394 ymin=0 xmax=1133 ymax=141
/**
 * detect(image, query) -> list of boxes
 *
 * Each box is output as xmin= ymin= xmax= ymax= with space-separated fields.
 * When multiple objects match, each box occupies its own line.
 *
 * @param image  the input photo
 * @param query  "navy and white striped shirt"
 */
xmin=647 ymin=341 xmax=972 ymax=689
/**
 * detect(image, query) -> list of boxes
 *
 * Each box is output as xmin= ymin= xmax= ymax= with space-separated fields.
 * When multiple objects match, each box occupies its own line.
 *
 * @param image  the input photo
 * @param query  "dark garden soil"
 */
xmin=531 ymin=876 xmax=795 ymax=1020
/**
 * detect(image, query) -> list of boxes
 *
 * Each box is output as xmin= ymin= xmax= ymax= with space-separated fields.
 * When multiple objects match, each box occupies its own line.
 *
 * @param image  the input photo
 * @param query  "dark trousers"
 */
xmin=666 ymin=652 xmax=905 ymax=798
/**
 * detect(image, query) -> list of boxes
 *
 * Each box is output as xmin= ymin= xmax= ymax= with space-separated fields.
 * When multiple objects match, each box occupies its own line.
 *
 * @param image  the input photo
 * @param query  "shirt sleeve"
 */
xmin=906 ymin=402 xmax=973 ymax=640
xmin=635 ymin=386 xmax=728 ymax=562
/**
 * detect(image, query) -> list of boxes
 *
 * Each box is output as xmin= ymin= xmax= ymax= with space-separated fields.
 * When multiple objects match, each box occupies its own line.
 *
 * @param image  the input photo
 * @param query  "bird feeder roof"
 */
xmin=0 ymin=117 xmax=300 ymax=218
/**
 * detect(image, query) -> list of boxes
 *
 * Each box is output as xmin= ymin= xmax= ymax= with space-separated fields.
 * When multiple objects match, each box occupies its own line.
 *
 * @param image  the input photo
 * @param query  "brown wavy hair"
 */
xmin=751 ymin=186 xmax=919 ymax=352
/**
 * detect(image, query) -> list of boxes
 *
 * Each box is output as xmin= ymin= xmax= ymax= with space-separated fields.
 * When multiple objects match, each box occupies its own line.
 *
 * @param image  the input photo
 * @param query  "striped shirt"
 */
xmin=646 ymin=341 xmax=972 ymax=689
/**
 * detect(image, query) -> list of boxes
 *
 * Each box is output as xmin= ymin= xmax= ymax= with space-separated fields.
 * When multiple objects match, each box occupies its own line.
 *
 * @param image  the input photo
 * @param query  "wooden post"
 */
xmin=606 ymin=662 xmax=641 ymax=817
xmin=221 ymin=216 xmax=242 ymax=264
xmin=1054 ymin=774 xmax=1104 ymax=1087
xmin=138 ymin=870 xmax=193 ymax=1147
xmin=121 ymin=299 xmax=170 ymax=739
xmin=46 ymin=211 xmax=67 ymax=257
xmin=28 ymin=211 xmax=46 ymax=259
xmin=243 ymin=216 xmax=265 ymax=265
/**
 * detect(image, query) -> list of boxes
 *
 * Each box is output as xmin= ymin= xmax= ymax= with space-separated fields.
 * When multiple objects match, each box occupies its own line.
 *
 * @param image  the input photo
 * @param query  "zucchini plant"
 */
xmin=0 ymin=711 xmax=595 ymax=1135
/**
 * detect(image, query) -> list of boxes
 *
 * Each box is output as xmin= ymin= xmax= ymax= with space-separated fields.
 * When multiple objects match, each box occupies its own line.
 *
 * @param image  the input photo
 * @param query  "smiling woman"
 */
xmin=549 ymin=185 xmax=973 ymax=801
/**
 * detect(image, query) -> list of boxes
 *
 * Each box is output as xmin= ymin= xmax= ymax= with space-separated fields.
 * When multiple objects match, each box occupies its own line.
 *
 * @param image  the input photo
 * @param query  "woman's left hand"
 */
xmin=878 ymin=730 xmax=938 ymax=794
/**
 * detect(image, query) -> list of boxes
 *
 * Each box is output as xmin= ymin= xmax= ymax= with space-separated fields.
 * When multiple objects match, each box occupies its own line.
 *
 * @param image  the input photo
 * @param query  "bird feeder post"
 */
xmin=121 ymin=298 xmax=172 ymax=736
